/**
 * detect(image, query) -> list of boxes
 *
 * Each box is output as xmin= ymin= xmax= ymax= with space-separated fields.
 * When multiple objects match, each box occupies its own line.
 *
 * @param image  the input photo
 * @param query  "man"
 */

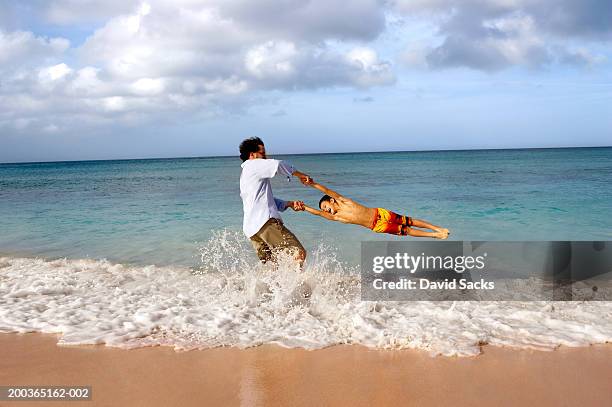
xmin=239 ymin=137 xmax=310 ymax=266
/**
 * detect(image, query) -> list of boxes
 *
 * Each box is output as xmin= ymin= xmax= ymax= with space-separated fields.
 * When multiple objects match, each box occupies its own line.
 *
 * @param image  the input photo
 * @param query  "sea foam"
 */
xmin=1 ymin=230 xmax=611 ymax=356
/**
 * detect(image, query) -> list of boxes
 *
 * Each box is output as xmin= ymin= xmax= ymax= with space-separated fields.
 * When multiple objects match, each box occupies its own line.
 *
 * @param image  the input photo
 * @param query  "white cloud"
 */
xmin=131 ymin=77 xmax=165 ymax=96
xmin=393 ymin=0 xmax=611 ymax=71
xmin=0 ymin=1 xmax=395 ymax=135
xmin=43 ymin=0 xmax=386 ymax=41
xmin=68 ymin=67 xmax=107 ymax=96
xmin=0 ymin=30 xmax=69 ymax=69
xmin=347 ymin=47 xmax=379 ymax=69
xmin=0 ymin=0 xmax=609 ymax=136
xmin=43 ymin=0 xmax=139 ymax=24
xmin=245 ymin=41 xmax=298 ymax=79
xmin=346 ymin=47 xmax=394 ymax=87
xmin=102 ymin=96 xmax=127 ymax=112
xmin=38 ymin=63 xmax=73 ymax=82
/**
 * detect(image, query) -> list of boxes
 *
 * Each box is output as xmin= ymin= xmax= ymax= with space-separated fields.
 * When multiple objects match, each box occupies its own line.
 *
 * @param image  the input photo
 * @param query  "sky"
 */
xmin=0 ymin=0 xmax=611 ymax=163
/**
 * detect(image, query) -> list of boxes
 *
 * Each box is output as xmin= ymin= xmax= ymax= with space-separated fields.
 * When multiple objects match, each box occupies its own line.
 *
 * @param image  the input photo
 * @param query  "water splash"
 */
xmin=1 ymin=230 xmax=611 ymax=356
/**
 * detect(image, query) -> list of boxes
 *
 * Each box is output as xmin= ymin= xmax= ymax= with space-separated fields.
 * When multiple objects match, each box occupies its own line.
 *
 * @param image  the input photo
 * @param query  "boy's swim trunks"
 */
xmin=371 ymin=208 xmax=413 ymax=235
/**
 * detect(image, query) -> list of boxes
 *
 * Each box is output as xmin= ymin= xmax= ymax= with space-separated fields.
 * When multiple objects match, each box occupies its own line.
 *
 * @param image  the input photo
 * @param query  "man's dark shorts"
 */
xmin=250 ymin=218 xmax=305 ymax=263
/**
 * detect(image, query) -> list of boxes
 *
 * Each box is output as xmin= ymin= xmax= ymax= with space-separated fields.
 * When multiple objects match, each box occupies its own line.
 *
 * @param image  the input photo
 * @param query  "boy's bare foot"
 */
xmin=434 ymin=230 xmax=449 ymax=239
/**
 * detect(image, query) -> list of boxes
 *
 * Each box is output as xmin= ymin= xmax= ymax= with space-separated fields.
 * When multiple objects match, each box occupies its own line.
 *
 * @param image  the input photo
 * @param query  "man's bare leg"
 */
xmin=289 ymin=248 xmax=311 ymax=302
xmin=295 ymin=248 xmax=306 ymax=270
xmin=270 ymin=247 xmax=306 ymax=270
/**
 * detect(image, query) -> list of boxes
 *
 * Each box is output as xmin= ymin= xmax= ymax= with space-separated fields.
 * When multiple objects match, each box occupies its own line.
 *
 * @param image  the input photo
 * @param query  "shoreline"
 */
xmin=1 ymin=333 xmax=611 ymax=406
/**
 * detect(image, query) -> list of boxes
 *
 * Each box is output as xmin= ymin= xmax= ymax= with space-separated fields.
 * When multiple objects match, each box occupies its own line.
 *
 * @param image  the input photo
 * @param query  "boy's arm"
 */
xmin=303 ymin=204 xmax=337 ymax=221
xmin=305 ymin=179 xmax=343 ymax=201
xmin=292 ymin=169 xmax=312 ymax=185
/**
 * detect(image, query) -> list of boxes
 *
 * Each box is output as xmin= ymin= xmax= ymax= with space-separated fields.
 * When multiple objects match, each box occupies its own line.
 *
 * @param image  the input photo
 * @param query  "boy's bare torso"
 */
xmin=333 ymin=196 xmax=376 ymax=228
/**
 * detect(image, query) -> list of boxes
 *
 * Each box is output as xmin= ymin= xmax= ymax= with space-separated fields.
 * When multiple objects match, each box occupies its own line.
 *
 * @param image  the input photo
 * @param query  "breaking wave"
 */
xmin=1 ymin=230 xmax=611 ymax=356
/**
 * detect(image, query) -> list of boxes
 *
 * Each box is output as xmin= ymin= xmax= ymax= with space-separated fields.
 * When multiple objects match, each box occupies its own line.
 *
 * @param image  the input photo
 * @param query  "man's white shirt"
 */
xmin=240 ymin=159 xmax=295 ymax=237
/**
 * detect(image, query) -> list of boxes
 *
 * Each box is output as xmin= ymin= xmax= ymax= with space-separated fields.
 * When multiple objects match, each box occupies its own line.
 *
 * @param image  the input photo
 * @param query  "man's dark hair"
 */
xmin=319 ymin=194 xmax=332 ymax=209
xmin=239 ymin=137 xmax=264 ymax=162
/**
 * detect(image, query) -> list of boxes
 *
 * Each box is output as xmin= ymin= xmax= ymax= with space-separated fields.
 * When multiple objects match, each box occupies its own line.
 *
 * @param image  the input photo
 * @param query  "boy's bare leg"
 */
xmin=398 ymin=218 xmax=449 ymax=239
xmin=411 ymin=218 xmax=449 ymax=235
xmin=404 ymin=227 xmax=449 ymax=239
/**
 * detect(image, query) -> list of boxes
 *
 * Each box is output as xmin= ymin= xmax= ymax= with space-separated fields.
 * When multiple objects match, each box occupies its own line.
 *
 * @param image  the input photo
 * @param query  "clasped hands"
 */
xmin=289 ymin=172 xmax=315 ymax=211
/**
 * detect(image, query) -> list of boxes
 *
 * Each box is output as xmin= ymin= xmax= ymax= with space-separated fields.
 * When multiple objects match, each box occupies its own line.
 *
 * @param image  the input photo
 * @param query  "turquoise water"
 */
xmin=1 ymin=147 xmax=610 ymax=267
xmin=2 ymin=147 xmax=612 ymax=354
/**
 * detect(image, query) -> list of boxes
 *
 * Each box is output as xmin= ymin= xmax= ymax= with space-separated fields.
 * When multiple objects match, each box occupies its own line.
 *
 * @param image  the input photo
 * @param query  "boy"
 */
xmin=302 ymin=178 xmax=449 ymax=239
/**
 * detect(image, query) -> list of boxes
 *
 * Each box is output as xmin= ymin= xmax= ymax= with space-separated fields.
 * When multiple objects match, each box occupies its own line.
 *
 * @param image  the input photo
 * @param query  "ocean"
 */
xmin=1 ymin=147 xmax=611 ymax=355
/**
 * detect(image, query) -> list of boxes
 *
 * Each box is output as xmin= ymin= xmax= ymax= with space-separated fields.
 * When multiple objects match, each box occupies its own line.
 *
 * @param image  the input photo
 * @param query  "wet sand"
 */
xmin=0 ymin=333 xmax=611 ymax=406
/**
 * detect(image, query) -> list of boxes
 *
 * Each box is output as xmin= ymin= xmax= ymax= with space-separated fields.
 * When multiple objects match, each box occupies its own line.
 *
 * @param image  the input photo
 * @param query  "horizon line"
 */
xmin=1 ymin=144 xmax=610 ymax=165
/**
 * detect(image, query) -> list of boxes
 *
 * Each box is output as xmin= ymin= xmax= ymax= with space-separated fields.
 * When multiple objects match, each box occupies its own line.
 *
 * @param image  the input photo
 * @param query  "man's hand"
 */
xmin=288 ymin=200 xmax=305 ymax=211
xmin=298 ymin=175 xmax=311 ymax=185
xmin=292 ymin=170 xmax=312 ymax=186
xmin=298 ymin=175 xmax=313 ymax=186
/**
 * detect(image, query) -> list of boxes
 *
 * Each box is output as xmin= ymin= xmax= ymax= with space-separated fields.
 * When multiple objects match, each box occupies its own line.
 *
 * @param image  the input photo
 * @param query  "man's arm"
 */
xmin=251 ymin=159 xmax=303 ymax=181
xmin=275 ymin=198 xmax=305 ymax=212
xmin=274 ymin=198 xmax=289 ymax=212
xmin=303 ymin=204 xmax=337 ymax=221
xmin=272 ymin=160 xmax=312 ymax=185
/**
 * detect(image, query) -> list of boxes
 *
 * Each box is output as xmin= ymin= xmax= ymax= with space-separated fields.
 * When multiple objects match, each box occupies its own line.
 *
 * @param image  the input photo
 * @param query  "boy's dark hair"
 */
xmin=318 ymin=194 xmax=332 ymax=209
xmin=239 ymin=137 xmax=264 ymax=162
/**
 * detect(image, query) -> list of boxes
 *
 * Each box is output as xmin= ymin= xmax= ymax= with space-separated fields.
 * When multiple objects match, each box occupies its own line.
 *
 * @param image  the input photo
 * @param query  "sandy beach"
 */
xmin=1 ymin=333 xmax=610 ymax=407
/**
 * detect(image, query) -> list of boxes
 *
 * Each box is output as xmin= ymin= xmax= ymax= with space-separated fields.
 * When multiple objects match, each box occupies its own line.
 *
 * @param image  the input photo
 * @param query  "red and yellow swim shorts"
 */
xmin=370 ymin=208 xmax=413 ymax=236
